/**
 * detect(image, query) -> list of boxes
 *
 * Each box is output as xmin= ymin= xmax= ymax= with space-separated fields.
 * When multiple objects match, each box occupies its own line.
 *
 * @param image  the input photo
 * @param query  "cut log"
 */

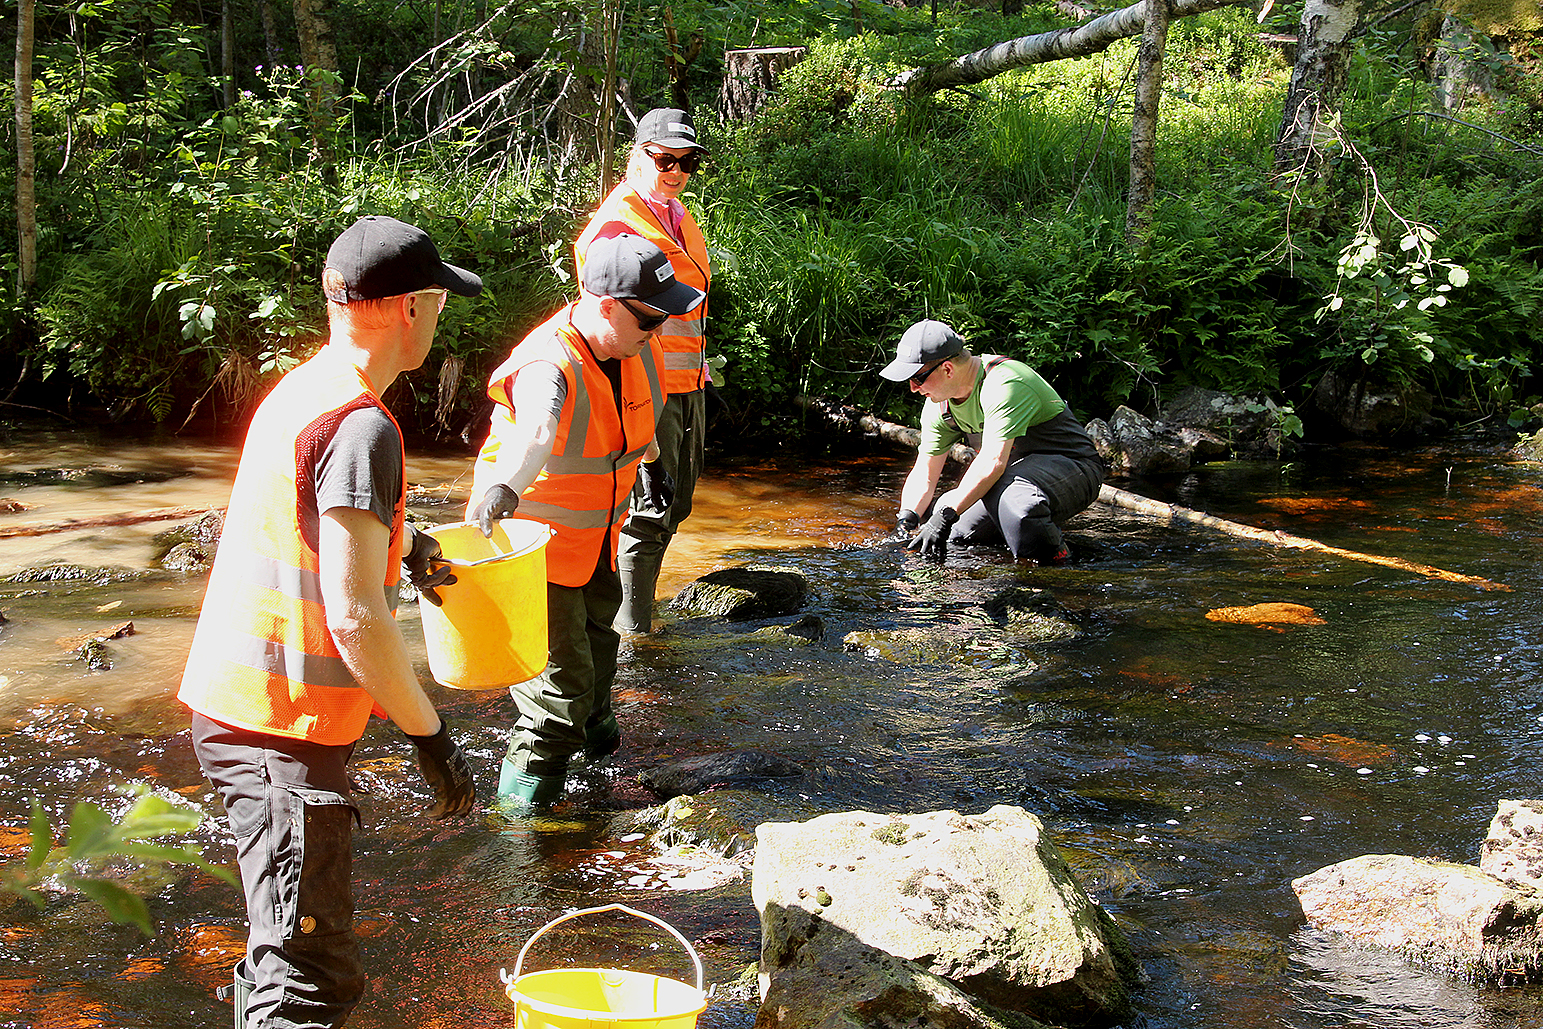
xmin=0 ymin=506 xmax=223 ymax=539
xmin=797 ymin=395 xmax=1508 ymax=592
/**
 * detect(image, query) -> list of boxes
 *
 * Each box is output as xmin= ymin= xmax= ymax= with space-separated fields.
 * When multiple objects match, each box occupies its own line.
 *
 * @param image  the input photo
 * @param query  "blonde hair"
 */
xmin=326 ymin=295 xmax=395 ymax=330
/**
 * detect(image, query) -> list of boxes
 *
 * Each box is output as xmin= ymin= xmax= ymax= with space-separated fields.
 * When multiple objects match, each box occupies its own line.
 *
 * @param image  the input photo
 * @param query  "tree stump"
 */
xmin=718 ymin=46 xmax=807 ymax=122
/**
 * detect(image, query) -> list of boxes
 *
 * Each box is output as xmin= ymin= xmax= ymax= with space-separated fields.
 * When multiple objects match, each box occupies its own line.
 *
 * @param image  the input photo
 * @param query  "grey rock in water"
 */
xmin=154 ymin=510 xmax=224 ymax=570
xmin=162 ymin=541 xmax=214 ymax=573
xmin=753 ymin=805 xmax=1139 ymax=1029
xmin=668 ymin=566 xmax=807 ymax=620
xmin=1293 ymin=853 xmax=1543 ymax=983
xmin=1480 ymin=799 xmax=1543 ymax=891
xmin=1513 ymin=430 xmax=1543 ymax=463
xmin=1088 ymin=406 xmax=1196 ymax=477
xmin=1308 ymin=369 xmax=1439 ymax=439
xmin=640 ymin=750 xmax=805 ymax=799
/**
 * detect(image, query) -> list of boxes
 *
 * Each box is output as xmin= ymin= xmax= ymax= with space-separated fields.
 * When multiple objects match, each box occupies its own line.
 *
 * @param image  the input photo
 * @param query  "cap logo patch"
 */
xmin=654 ymin=262 xmax=673 ymax=284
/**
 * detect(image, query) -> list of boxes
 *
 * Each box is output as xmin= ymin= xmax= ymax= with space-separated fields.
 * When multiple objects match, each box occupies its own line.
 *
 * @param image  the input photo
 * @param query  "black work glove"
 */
xmin=403 ymin=720 xmax=476 ymax=820
xmin=703 ymin=381 xmax=728 ymax=430
xmin=472 ymin=483 xmax=520 ymax=538
xmin=906 ymin=505 xmax=958 ymax=562
xmin=895 ymin=508 xmax=920 ymax=538
xmin=636 ymin=460 xmax=675 ymax=514
xmin=402 ymin=523 xmax=457 ymax=606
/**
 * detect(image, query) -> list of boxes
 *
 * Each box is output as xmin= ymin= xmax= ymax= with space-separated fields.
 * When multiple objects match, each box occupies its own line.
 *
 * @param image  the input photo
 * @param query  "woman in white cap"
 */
xmin=573 ymin=107 xmax=713 ymax=635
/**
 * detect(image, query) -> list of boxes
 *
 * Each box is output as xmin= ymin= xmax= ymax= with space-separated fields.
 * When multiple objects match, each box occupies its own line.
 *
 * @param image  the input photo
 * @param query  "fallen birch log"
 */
xmin=1095 ymin=484 xmax=1507 ymax=591
xmin=0 ymin=506 xmax=221 ymax=540
xmin=798 ymin=395 xmax=1509 ymax=592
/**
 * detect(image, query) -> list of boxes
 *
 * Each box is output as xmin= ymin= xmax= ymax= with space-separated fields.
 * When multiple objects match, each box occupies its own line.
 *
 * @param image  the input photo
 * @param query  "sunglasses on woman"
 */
xmin=644 ymin=149 xmax=704 ymax=174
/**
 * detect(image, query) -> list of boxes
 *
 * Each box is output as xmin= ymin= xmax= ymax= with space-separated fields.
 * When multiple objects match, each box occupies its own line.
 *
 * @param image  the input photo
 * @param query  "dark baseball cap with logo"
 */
xmin=880 ymin=320 xmax=965 ymax=381
xmin=582 ymin=234 xmax=705 ymax=315
xmin=635 ymin=108 xmax=705 ymax=152
xmin=323 ymin=215 xmax=483 ymax=303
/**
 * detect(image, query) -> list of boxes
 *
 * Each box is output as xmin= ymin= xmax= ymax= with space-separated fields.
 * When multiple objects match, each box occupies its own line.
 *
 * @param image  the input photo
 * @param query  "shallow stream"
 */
xmin=2 ymin=426 xmax=1541 ymax=1029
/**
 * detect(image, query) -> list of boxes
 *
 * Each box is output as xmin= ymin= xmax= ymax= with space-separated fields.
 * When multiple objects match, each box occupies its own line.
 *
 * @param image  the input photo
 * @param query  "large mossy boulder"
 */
xmin=753 ymin=806 xmax=1139 ymax=1029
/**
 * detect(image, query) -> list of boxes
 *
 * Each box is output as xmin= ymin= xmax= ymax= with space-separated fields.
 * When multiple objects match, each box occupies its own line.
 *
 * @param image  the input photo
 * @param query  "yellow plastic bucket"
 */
xmin=501 ymin=904 xmax=707 ymax=1029
xmin=417 ymin=520 xmax=551 ymax=690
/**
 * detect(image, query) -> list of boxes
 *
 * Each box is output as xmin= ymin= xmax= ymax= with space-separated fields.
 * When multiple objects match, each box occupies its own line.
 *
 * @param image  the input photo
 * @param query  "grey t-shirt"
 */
xmin=312 ymin=405 xmax=401 ymax=531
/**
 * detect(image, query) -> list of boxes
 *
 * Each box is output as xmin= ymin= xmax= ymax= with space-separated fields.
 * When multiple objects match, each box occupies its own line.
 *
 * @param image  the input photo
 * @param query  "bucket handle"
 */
xmin=499 ymin=903 xmax=704 ymax=994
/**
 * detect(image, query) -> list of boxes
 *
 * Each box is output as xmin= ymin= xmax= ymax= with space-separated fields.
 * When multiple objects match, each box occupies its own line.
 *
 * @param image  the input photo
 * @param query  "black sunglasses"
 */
xmin=644 ymin=149 xmax=704 ymax=174
xmin=910 ymin=360 xmax=946 ymax=387
xmin=618 ymin=297 xmax=669 ymax=332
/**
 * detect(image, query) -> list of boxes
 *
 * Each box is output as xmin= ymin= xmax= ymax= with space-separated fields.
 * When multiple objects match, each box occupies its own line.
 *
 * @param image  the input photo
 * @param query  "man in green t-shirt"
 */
xmin=880 ymin=319 xmax=1106 ymax=563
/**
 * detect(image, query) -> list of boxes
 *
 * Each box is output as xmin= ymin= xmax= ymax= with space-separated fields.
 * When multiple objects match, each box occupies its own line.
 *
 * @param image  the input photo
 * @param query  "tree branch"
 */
xmin=889 ymin=0 xmax=1246 ymax=95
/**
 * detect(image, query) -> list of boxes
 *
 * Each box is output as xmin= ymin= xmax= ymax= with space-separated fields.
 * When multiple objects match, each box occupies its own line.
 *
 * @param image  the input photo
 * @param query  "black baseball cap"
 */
xmin=323 ymin=215 xmax=483 ymax=303
xmin=635 ymin=108 xmax=705 ymax=152
xmin=880 ymin=320 xmax=965 ymax=381
xmin=582 ymin=234 xmax=705 ymax=316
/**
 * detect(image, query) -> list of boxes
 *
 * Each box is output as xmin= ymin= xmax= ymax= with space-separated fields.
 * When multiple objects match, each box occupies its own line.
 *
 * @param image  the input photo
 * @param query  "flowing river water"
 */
xmin=2 ymin=424 xmax=1542 ymax=1029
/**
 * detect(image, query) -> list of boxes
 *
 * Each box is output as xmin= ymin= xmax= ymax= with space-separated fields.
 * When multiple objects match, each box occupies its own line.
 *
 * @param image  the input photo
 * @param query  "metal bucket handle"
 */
xmin=499 ymin=903 xmax=705 ymax=993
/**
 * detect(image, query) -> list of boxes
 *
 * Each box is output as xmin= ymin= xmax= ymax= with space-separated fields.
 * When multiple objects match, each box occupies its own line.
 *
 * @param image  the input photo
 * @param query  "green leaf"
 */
xmin=1448 ymin=265 xmax=1470 ymax=288
xmin=27 ymin=801 xmax=52 ymax=869
xmin=66 ymin=802 xmax=116 ymax=860
xmin=73 ymin=878 xmax=153 ymax=936
xmin=115 ymin=794 xmax=201 ymax=840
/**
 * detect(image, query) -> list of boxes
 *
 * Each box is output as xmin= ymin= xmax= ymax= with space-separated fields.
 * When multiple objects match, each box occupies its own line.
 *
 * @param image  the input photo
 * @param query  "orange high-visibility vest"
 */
xmin=178 ymin=345 xmax=405 ymax=746
xmin=470 ymin=306 xmax=665 ymax=587
xmin=574 ymin=183 xmax=710 ymax=395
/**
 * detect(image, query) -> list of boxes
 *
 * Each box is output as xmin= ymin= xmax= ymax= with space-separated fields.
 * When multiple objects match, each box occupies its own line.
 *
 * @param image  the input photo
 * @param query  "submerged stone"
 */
xmin=669 ymin=566 xmax=807 ymax=620
xmin=640 ymin=750 xmax=805 ymax=799
xmin=5 ymin=564 xmax=148 ymax=585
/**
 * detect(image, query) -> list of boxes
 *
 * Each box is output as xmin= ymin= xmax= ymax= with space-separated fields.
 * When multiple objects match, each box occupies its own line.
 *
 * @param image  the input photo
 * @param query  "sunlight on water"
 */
xmin=3 ymin=429 xmax=1543 ymax=1028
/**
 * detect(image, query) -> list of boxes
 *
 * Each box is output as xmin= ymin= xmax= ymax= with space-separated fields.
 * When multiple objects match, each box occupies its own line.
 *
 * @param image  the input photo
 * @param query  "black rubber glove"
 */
xmin=704 ymin=381 xmax=728 ymax=430
xmin=472 ymin=483 xmax=520 ymax=538
xmin=636 ymin=460 xmax=675 ymax=514
xmin=895 ymin=508 xmax=920 ymax=538
xmin=906 ymin=505 xmax=958 ymax=562
xmin=402 ymin=523 xmax=457 ymax=606
xmin=403 ymin=720 xmax=475 ymax=820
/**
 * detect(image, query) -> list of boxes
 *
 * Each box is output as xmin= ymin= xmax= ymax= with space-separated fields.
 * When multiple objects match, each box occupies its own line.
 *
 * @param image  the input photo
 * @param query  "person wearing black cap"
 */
xmin=881 ymin=319 xmax=1106 ymax=564
xmin=466 ymin=233 xmax=705 ymax=810
xmin=574 ymin=107 xmax=712 ymax=634
xmin=179 ymin=214 xmax=481 ymax=1028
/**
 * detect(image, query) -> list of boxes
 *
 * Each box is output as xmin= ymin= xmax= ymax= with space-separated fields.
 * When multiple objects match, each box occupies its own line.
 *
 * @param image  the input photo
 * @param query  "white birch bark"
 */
xmin=1273 ymin=0 xmax=1362 ymax=175
xmin=1127 ymin=0 xmax=1171 ymax=247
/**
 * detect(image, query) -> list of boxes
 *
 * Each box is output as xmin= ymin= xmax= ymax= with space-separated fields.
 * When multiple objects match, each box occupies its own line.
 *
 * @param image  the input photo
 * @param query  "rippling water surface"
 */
xmin=2 ymin=426 xmax=1541 ymax=1029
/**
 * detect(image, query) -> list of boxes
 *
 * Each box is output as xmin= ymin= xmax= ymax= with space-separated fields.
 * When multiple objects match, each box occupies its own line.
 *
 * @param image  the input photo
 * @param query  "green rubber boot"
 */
xmin=496 ymin=759 xmax=565 ymax=810
xmin=584 ymin=713 xmax=620 ymax=759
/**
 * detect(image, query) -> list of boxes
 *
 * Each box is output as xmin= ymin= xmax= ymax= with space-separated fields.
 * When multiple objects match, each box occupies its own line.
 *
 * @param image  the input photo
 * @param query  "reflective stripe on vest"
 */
xmin=178 ymin=346 xmax=405 ymax=746
xmin=575 ymin=183 xmax=710 ymax=395
xmin=471 ymin=307 xmax=666 ymax=587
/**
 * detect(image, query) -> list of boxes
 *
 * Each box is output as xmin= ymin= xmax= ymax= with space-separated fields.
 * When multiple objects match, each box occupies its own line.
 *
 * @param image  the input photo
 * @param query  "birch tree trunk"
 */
xmin=220 ymin=0 xmax=235 ymax=108
xmin=890 ymin=0 xmax=1242 ymax=95
xmin=15 ymin=0 xmax=37 ymax=299
xmin=1126 ymin=0 xmax=1170 ymax=248
xmin=1273 ymin=0 xmax=1363 ymax=176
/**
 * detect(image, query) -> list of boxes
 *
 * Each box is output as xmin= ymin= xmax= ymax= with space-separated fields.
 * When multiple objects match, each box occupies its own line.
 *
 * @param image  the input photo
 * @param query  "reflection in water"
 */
xmin=2 ymin=430 xmax=1543 ymax=1027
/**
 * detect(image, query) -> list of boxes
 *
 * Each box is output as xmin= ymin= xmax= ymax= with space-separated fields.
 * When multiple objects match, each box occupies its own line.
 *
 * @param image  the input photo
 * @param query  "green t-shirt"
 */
xmin=919 ymin=355 xmax=1066 ymax=456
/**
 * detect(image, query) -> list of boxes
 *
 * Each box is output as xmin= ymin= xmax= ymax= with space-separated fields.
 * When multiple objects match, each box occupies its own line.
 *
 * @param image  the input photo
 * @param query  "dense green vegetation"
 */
xmin=3 ymin=0 xmax=1541 ymax=444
